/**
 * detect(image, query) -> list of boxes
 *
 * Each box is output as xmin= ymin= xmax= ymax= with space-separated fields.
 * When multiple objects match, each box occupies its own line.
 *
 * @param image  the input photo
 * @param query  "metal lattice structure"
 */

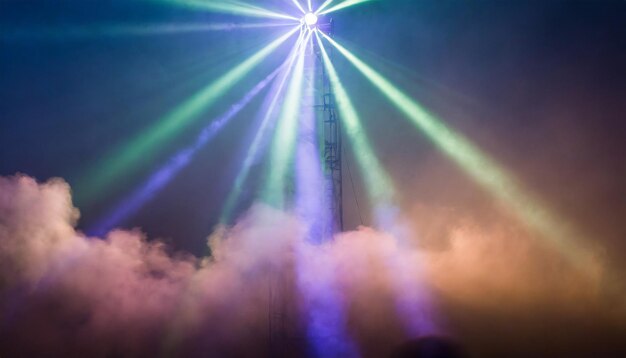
xmin=268 ymin=17 xmax=343 ymax=356
xmin=316 ymin=18 xmax=343 ymax=239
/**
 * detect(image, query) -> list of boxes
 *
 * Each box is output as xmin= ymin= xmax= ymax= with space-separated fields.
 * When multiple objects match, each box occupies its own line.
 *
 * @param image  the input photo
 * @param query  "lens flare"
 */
xmin=291 ymin=0 xmax=306 ymax=14
xmin=304 ymin=13 xmax=318 ymax=26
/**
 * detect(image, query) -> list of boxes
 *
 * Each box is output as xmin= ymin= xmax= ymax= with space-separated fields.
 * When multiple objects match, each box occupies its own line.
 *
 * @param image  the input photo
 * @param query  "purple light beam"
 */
xmin=88 ymin=67 xmax=283 ymax=237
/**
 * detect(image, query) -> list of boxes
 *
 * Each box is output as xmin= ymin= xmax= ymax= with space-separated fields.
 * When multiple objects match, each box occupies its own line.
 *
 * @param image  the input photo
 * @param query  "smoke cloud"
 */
xmin=0 ymin=175 xmax=624 ymax=357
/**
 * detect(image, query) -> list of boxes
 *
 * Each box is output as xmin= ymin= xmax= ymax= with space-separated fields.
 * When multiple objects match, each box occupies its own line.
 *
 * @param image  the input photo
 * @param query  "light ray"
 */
xmin=261 ymin=31 xmax=312 ymax=208
xmin=316 ymin=32 xmax=442 ymax=337
xmin=318 ymin=0 xmax=373 ymax=15
xmin=315 ymin=0 xmax=334 ymax=14
xmin=220 ymin=32 xmax=308 ymax=223
xmin=87 ymin=67 xmax=282 ymax=237
xmin=321 ymin=32 xmax=591 ymax=264
xmin=76 ymin=27 xmax=299 ymax=205
xmin=163 ymin=0 xmax=299 ymax=21
xmin=229 ymin=0 xmax=301 ymax=20
xmin=318 ymin=34 xmax=441 ymax=338
xmin=293 ymin=33 xmax=361 ymax=357
xmin=315 ymin=31 xmax=395 ymax=213
xmin=1 ymin=22 xmax=293 ymax=41
xmin=295 ymin=34 xmax=326 ymax=241
xmin=291 ymin=0 xmax=306 ymax=14
xmin=308 ymin=0 xmax=313 ymax=12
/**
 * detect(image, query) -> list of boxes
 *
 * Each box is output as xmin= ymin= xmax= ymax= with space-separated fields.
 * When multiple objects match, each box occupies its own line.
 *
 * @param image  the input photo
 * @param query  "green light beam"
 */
xmin=315 ymin=31 xmax=396 ymax=209
xmin=77 ymin=27 xmax=299 ymax=204
xmin=162 ymin=0 xmax=299 ymax=21
xmin=318 ymin=0 xmax=373 ymax=15
xmin=1 ymin=22 xmax=293 ymax=41
xmin=261 ymin=31 xmax=312 ymax=208
xmin=315 ymin=0 xmax=334 ymax=14
xmin=228 ymin=0 xmax=302 ymax=21
xmin=220 ymin=31 xmax=308 ymax=223
xmin=321 ymin=32 xmax=591 ymax=264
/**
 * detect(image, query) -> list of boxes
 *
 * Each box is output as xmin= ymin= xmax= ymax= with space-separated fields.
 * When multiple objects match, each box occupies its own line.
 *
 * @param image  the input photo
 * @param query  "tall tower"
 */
xmin=267 ymin=15 xmax=343 ymax=357
xmin=315 ymin=17 xmax=343 ymax=239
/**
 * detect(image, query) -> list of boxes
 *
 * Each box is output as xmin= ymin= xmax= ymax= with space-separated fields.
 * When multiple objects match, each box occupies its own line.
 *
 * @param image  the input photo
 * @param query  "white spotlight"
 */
xmin=303 ymin=12 xmax=318 ymax=27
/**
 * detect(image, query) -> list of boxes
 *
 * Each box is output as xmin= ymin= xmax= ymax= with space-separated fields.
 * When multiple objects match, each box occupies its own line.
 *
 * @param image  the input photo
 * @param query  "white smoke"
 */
xmin=0 ymin=175 xmax=623 ymax=357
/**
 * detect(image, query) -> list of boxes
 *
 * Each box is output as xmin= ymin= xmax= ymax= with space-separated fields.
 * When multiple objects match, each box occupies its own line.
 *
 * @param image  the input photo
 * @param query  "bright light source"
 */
xmin=304 ymin=13 xmax=318 ymax=26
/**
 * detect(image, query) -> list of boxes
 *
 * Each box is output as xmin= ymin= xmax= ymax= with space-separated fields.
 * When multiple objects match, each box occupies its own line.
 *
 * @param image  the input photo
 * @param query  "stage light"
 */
xmin=304 ymin=13 xmax=318 ymax=26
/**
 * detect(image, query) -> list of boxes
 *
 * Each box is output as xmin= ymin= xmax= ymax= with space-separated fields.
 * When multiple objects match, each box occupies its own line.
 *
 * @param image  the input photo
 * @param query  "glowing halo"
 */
xmin=303 ymin=12 xmax=318 ymax=26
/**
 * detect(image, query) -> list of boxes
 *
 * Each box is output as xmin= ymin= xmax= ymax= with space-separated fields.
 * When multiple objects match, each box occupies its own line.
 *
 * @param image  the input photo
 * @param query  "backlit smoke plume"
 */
xmin=0 ymin=175 xmax=624 ymax=356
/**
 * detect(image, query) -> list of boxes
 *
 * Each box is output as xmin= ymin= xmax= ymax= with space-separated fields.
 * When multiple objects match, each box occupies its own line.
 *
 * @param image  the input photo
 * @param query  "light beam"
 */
xmin=295 ymin=34 xmax=326 ymax=241
xmin=294 ymin=33 xmax=360 ymax=357
xmin=261 ymin=31 xmax=312 ymax=208
xmin=88 ymin=67 xmax=282 ymax=237
xmin=1 ymin=22 xmax=294 ymax=41
xmin=161 ymin=0 xmax=299 ymax=21
xmin=318 ymin=0 xmax=373 ymax=15
xmin=315 ymin=31 xmax=395 ymax=213
xmin=220 ymin=31 xmax=308 ymax=223
xmin=76 ymin=27 xmax=299 ymax=205
xmin=321 ymin=32 xmax=592 ymax=264
xmin=315 ymin=0 xmax=334 ymax=14
xmin=316 ymin=32 xmax=442 ymax=337
xmin=291 ymin=0 xmax=306 ymax=14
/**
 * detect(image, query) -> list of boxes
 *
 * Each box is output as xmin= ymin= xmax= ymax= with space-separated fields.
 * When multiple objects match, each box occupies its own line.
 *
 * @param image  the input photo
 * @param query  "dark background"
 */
xmin=2 ymin=0 xmax=625 ymax=256
xmin=2 ymin=0 xmax=626 ymax=356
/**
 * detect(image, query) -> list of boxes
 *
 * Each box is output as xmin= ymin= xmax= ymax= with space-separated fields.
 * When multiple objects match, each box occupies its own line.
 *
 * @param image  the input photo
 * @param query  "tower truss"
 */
xmin=315 ymin=18 xmax=343 ymax=239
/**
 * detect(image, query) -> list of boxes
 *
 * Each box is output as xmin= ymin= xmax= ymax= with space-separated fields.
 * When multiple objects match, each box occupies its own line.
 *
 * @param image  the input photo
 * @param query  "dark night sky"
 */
xmin=1 ymin=0 xmax=625 ymax=255
xmin=2 ymin=0 xmax=624 ymax=256
xmin=1 ymin=1 xmax=626 ymax=356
